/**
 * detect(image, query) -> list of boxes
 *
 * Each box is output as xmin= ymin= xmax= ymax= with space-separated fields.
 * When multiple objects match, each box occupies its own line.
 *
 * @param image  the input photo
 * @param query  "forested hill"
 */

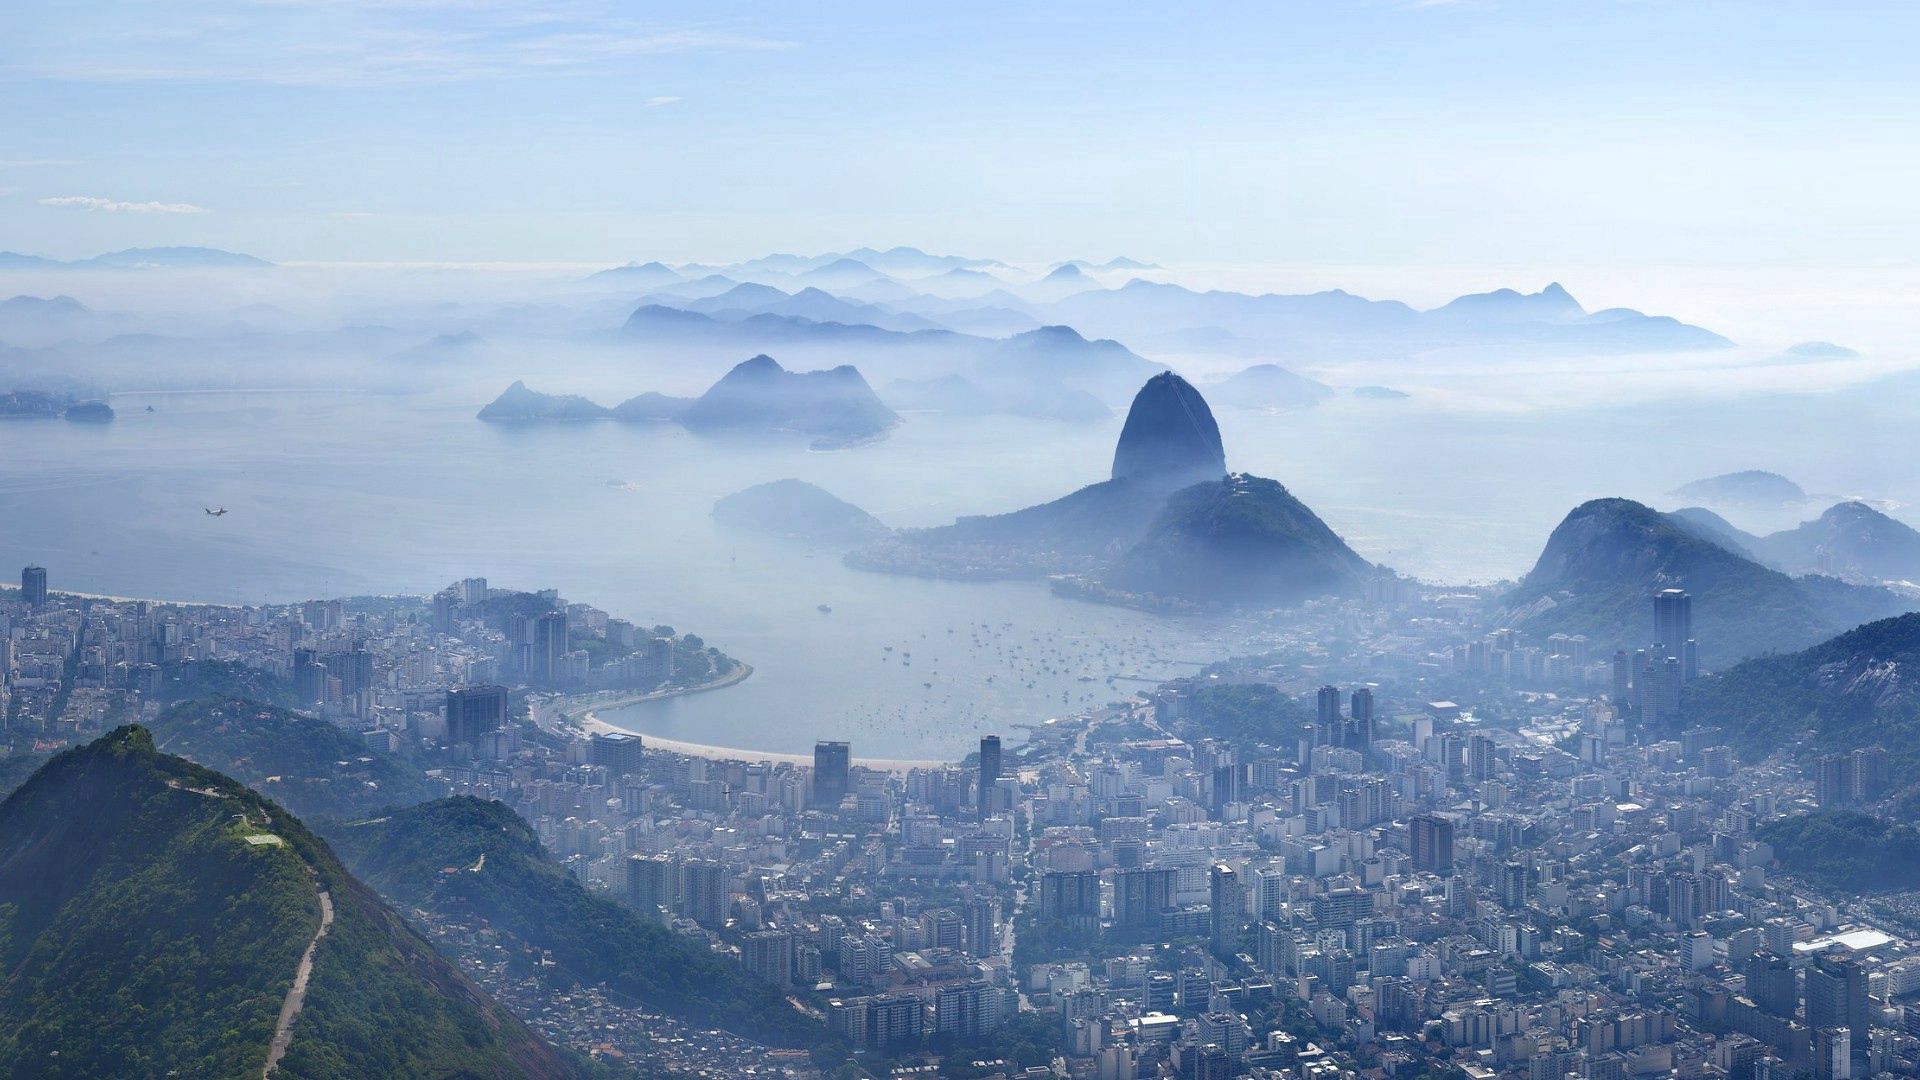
xmin=149 ymin=695 xmax=441 ymax=821
xmin=0 ymin=726 xmax=578 ymax=1079
xmin=326 ymin=795 xmax=823 ymax=1049
xmin=1682 ymin=612 xmax=1920 ymax=780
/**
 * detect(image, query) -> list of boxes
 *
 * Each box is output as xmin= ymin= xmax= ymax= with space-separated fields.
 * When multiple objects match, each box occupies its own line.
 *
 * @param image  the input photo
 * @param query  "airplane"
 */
xmin=205 ymin=507 xmax=228 ymax=517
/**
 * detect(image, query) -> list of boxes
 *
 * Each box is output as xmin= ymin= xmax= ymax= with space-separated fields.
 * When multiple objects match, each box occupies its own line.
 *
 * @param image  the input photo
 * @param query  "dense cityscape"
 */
xmin=6 ymin=559 xmax=1914 ymax=1080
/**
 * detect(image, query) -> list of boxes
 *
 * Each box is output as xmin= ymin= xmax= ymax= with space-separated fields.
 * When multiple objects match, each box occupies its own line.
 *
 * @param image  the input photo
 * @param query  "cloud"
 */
xmin=642 ymin=95 xmax=682 ymax=107
xmin=9 ymin=6 xmax=795 ymax=88
xmin=40 ymin=195 xmax=209 ymax=214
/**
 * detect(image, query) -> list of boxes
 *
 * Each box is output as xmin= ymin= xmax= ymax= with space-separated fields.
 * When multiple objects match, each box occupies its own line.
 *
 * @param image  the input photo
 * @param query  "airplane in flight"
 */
xmin=205 ymin=507 xmax=228 ymax=517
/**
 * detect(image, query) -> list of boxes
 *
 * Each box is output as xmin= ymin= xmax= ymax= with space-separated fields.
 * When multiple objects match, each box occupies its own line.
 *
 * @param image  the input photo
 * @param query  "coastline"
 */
xmin=582 ymin=717 xmax=952 ymax=773
xmin=560 ymin=659 xmax=756 ymax=722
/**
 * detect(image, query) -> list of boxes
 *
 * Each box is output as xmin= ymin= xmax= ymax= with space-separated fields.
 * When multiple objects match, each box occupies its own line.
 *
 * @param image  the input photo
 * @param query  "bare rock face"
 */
xmin=1110 ymin=372 xmax=1226 ymax=484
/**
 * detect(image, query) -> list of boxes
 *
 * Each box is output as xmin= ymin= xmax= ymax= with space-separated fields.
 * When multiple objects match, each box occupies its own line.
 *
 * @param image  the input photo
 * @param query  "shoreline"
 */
xmin=560 ymin=659 xmax=756 ymax=722
xmin=584 ymin=720 xmax=952 ymax=773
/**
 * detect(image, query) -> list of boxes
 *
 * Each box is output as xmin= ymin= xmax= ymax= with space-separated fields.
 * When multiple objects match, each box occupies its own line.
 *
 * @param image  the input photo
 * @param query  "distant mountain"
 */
xmin=0 ymin=247 xmax=272 ymax=270
xmin=797 ymin=257 xmax=893 ymax=290
xmin=619 ymin=302 xmax=1154 ymax=403
xmin=1353 ymin=385 xmax=1409 ymax=400
xmin=1752 ymin=501 xmax=1920 ymax=582
xmin=1664 ymin=506 xmax=1762 ymax=560
xmin=584 ymin=260 xmax=681 ymax=287
xmin=1102 ymin=473 xmax=1372 ymax=606
xmin=713 ymin=479 xmax=889 ymax=544
xmin=1429 ymin=282 xmax=1585 ymax=325
xmin=853 ymin=373 xmax=1363 ymax=609
xmin=1043 ymin=279 xmax=1727 ymax=360
xmin=0 ymin=727 xmax=575 ymax=1078
xmin=1043 ymin=264 xmax=1089 ymax=282
xmin=1110 ymin=372 xmax=1227 ymax=484
xmin=1670 ymin=470 xmax=1807 ymax=509
xmin=1208 ymin=363 xmax=1336 ymax=411
xmin=608 ymin=390 xmax=692 ymax=421
xmin=325 ymin=796 xmax=819 ymax=1048
xmin=1500 ymin=498 xmax=1910 ymax=666
xmin=149 ymin=696 xmax=441 ymax=821
xmin=1775 ymin=341 xmax=1859 ymax=362
xmin=688 ymin=283 xmax=942 ymax=333
xmin=1055 ymin=257 xmax=1160 ymax=272
xmin=0 ymin=294 xmax=87 ymax=317
xmin=1683 ymin=613 xmax=1920 ymax=780
xmin=982 ymin=325 xmax=1163 ymax=401
xmin=681 ymin=354 xmax=897 ymax=444
xmin=388 ymin=330 xmax=483 ymax=365
xmin=476 ymin=380 xmax=610 ymax=422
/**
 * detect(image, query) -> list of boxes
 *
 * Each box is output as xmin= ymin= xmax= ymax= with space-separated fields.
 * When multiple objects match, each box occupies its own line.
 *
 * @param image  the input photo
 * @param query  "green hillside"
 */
xmin=1105 ymin=473 xmax=1373 ymax=605
xmin=0 ymin=726 xmax=576 ymax=1079
xmin=1503 ymin=498 xmax=1908 ymax=666
xmin=1682 ymin=612 xmax=1920 ymax=777
xmin=326 ymin=796 xmax=820 ymax=1049
xmin=149 ymin=696 xmax=440 ymax=821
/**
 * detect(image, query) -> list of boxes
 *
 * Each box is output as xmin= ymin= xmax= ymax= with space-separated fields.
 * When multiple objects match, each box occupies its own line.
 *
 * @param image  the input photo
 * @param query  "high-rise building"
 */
xmin=1746 ymin=951 xmax=1797 ymax=1017
xmin=865 ymin=994 xmax=925 ymax=1050
xmin=1209 ymin=863 xmax=1243 ymax=957
xmin=681 ymin=858 xmax=729 ymax=929
xmin=813 ymin=740 xmax=851 ymax=808
xmin=978 ymin=734 xmax=1001 ymax=819
xmin=1816 ymin=754 xmax=1854 ymax=808
xmin=962 ymin=895 xmax=1000 ymax=957
xmin=935 ymin=980 xmax=1002 ymax=1039
xmin=445 ymin=685 xmax=508 ymax=746
xmin=626 ymin=853 xmax=676 ymax=918
xmin=531 ymin=610 xmax=568 ymax=683
xmin=1410 ymin=814 xmax=1455 ymax=875
xmin=591 ymin=731 xmax=646 ymax=777
xmin=1039 ymin=870 xmax=1101 ymax=931
xmin=1315 ymin=685 xmax=1341 ymax=745
xmin=19 ymin=565 xmax=47 ymax=607
xmin=1813 ymin=1026 xmax=1852 ymax=1080
xmin=1348 ymin=687 xmax=1375 ymax=749
xmin=1468 ymin=733 xmax=1496 ymax=780
xmin=1654 ymin=588 xmax=1697 ymax=680
xmin=742 ymin=930 xmax=794 ymax=985
xmin=1112 ymin=867 xmax=1176 ymax=929
xmin=1807 ymin=947 xmax=1869 ymax=1048
xmin=292 ymin=647 xmax=327 ymax=703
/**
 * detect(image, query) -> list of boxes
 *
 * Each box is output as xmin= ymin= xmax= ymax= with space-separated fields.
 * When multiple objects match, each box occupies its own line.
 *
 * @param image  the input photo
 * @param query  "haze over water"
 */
xmin=3 ymin=291 xmax=1918 ymax=759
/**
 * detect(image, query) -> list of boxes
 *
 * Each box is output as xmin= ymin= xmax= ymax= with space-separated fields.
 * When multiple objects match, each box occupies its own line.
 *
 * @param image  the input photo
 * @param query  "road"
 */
xmin=263 ymin=885 xmax=333 ymax=1077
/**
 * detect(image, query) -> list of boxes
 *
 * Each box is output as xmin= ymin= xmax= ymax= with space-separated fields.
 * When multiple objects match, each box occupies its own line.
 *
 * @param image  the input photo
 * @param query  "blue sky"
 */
xmin=2 ymin=1 xmax=1916 ymax=267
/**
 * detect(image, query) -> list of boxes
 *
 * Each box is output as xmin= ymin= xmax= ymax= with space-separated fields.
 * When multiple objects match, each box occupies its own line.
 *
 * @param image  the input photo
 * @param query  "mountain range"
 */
xmin=1498 ymin=498 xmax=1911 ymax=666
xmin=0 ymin=727 xmax=577 ymax=1078
xmin=0 ymin=247 xmax=271 ymax=270
xmin=479 ymin=355 xmax=899 ymax=446
xmin=618 ymin=302 xmax=1162 ymax=404
xmin=1669 ymin=501 xmax=1920 ymax=583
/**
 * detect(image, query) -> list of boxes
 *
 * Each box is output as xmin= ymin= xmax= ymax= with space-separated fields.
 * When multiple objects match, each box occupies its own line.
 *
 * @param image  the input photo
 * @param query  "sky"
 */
xmin=2 ymin=1 xmax=1918 ymax=271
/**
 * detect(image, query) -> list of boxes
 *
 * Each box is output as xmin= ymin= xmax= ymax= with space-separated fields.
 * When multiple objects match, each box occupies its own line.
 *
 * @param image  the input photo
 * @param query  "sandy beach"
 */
xmin=578 ymin=712 xmax=950 ymax=772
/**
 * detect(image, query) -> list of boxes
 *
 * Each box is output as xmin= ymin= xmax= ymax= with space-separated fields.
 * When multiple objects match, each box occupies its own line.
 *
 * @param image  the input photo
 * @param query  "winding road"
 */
xmin=262 ymin=885 xmax=333 ymax=1077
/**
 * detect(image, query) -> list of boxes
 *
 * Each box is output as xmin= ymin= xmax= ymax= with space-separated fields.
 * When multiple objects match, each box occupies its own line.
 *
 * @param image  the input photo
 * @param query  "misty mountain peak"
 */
xmin=1110 ymin=371 xmax=1227 ymax=484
